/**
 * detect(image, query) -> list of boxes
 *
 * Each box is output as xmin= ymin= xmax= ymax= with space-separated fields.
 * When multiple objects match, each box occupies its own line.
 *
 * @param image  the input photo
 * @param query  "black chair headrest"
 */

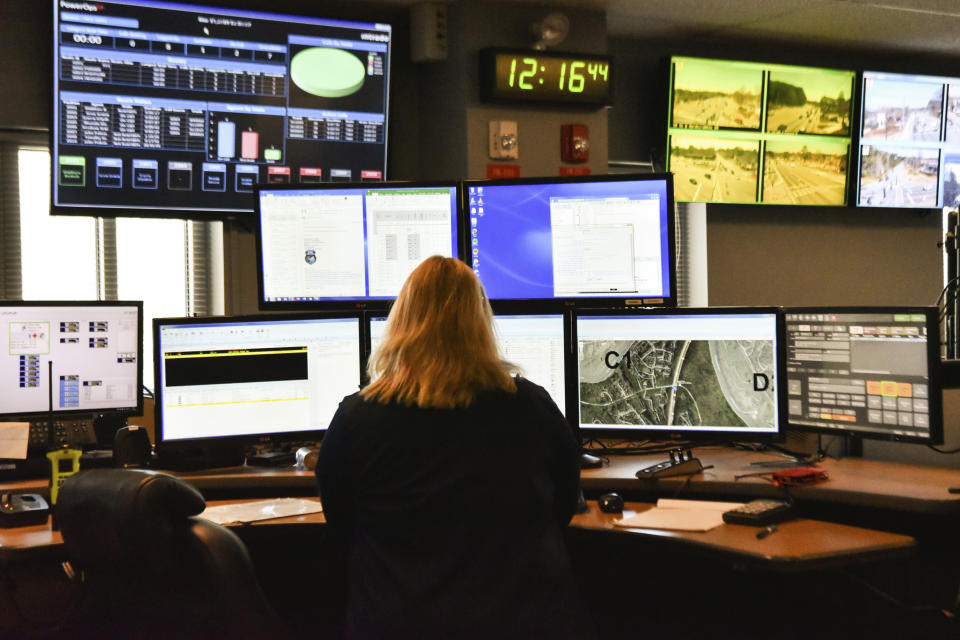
xmin=57 ymin=469 xmax=206 ymax=572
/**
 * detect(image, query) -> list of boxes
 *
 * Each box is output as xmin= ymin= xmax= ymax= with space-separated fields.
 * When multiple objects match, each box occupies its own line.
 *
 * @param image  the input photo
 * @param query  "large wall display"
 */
xmin=666 ymin=56 xmax=855 ymax=206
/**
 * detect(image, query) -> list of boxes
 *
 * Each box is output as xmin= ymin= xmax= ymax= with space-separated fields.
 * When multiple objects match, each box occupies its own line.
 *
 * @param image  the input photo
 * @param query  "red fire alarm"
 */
xmin=561 ymin=124 xmax=589 ymax=163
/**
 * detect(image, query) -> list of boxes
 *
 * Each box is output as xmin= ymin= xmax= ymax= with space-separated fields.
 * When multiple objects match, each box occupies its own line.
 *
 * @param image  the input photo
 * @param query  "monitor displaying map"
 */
xmin=575 ymin=308 xmax=784 ymax=441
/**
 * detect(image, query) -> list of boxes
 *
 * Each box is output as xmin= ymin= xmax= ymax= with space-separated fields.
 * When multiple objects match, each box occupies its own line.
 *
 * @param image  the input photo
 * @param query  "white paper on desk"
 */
xmin=0 ymin=422 xmax=30 ymax=459
xmin=199 ymin=498 xmax=322 ymax=525
xmin=614 ymin=498 xmax=745 ymax=532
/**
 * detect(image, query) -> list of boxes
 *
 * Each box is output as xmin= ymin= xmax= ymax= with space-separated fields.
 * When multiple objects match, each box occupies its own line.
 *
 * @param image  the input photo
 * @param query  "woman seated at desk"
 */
xmin=316 ymin=256 xmax=592 ymax=639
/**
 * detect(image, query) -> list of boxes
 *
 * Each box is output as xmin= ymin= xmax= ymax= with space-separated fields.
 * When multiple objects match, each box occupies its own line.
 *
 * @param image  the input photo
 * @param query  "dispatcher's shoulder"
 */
xmin=512 ymin=375 xmax=554 ymax=403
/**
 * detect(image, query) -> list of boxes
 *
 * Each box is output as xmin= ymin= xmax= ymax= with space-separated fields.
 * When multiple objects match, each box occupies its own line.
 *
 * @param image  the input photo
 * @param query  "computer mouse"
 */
xmin=598 ymin=492 xmax=624 ymax=513
xmin=580 ymin=453 xmax=603 ymax=469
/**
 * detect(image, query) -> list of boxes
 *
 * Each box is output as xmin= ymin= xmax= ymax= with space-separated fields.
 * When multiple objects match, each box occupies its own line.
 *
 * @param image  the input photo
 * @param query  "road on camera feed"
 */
xmin=763 ymin=158 xmax=846 ymax=205
xmin=860 ymin=162 xmax=937 ymax=206
xmin=671 ymin=155 xmax=756 ymax=203
xmin=673 ymin=95 xmax=760 ymax=130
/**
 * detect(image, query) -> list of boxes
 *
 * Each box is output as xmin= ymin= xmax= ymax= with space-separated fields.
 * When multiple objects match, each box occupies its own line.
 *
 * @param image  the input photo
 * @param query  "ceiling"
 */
xmin=382 ymin=0 xmax=960 ymax=56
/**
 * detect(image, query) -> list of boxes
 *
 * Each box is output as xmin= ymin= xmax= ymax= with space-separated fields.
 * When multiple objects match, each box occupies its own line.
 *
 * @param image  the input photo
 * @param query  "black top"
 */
xmin=316 ymin=377 xmax=592 ymax=640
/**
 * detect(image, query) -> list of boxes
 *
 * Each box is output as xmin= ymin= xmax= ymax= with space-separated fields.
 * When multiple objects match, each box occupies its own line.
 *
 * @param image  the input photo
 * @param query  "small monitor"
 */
xmin=575 ymin=307 xmax=784 ymax=442
xmin=462 ymin=173 xmax=676 ymax=307
xmin=784 ymin=307 xmax=942 ymax=444
xmin=0 ymin=301 xmax=143 ymax=419
xmin=366 ymin=307 xmax=571 ymax=417
xmin=256 ymin=181 xmax=461 ymax=309
xmin=154 ymin=313 xmax=362 ymax=446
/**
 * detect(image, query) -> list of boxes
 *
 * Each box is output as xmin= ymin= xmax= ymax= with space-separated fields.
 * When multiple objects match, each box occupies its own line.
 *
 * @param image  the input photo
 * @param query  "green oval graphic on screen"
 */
xmin=291 ymin=47 xmax=366 ymax=98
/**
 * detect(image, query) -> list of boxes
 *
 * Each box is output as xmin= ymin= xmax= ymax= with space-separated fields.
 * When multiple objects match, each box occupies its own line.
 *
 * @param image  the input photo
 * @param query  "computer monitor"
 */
xmin=366 ymin=306 xmax=571 ymax=417
xmin=256 ymin=181 xmax=461 ymax=309
xmin=575 ymin=307 xmax=784 ymax=442
xmin=153 ymin=313 xmax=362 ymax=449
xmin=0 ymin=301 xmax=143 ymax=419
xmin=784 ymin=307 xmax=943 ymax=444
xmin=461 ymin=173 xmax=676 ymax=308
xmin=52 ymin=0 xmax=392 ymax=219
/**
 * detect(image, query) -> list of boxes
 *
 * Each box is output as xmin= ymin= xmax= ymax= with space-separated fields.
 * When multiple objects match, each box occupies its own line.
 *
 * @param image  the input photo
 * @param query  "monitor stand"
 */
xmin=635 ymin=447 xmax=703 ymax=479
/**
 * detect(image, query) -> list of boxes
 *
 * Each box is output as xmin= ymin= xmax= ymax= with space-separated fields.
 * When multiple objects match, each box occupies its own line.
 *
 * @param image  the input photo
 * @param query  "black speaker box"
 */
xmin=113 ymin=426 xmax=152 ymax=468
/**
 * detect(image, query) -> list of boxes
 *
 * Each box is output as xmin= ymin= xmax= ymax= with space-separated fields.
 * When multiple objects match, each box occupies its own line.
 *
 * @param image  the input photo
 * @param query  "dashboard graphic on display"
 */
xmin=153 ymin=313 xmax=362 ymax=446
xmin=367 ymin=308 xmax=570 ymax=417
xmin=0 ymin=301 xmax=143 ymax=419
xmin=256 ymin=182 xmax=460 ymax=309
xmin=667 ymin=56 xmax=855 ymax=206
xmin=575 ymin=308 xmax=784 ymax=441
xmin=462 ymin=174 xmax=676 ymax=307
xmin=784 ymin=307 xmax=942 ymax=444
xmin=52 ymin=0 xmax=391 ymax=218
xmin=858 ymin=71 xmax=960 ymax=208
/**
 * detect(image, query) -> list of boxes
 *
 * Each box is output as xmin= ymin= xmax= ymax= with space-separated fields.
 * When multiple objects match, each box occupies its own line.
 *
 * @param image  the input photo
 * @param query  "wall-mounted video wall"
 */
xmin=857 ymin=71 xmax=960 ymax=208
xmin=666 ymin=56 xmax=856 ymax=207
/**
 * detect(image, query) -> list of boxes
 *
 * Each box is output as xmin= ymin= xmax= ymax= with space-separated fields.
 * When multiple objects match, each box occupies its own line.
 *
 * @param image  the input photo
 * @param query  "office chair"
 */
xmin=56 ymin=468 xmax=284 ymax=639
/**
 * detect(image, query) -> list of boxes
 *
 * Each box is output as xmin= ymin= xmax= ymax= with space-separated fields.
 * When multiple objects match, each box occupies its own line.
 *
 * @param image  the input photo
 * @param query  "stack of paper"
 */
xmin=613 ymin=498 xmax=745 ymax=532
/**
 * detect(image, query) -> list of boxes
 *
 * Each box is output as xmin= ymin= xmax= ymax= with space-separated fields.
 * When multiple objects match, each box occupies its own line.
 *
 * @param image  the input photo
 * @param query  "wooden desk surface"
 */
xmin=1 ymin=496 xmax=915 ymax=573
xmin=581 ymin=447 xmax=960 ymax=515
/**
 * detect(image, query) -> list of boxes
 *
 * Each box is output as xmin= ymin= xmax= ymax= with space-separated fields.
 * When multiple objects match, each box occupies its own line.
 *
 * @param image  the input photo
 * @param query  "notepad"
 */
xmin=613 ymin=498 xmax=745 ymax=532
xmin=200 ymin=499 xmax=323 ymax=525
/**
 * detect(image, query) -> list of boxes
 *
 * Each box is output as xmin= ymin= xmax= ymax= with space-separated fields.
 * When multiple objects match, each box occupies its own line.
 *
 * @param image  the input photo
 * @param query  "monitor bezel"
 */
xmin=783 ymin=305 xmax=944 ymax=445
xmin=50 ymin=0 xmax=393 ymax=220
xmin=0 ymin=300 xmax=144 ymax=420
xmin=573 ymin=305 xmax=786 ymax=444
xmin=254 ymin=180 xmax=464 ymax=311
xmin=461 ymin=172 xmax=678 ymax=309
xmin=152 ymin=311 xmax=364 ymax=448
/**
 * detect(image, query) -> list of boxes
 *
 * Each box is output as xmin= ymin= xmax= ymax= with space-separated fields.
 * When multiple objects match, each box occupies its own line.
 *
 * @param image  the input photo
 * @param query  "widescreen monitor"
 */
xmin=52 ymin=0 xmax=392 ymax=218
xmin=0 ymin=301 xmax=143 ymax=419
xmin=784 ymin=307 xmax=942 ymax=444
xmin=667 ymin=56 xmax=855 ymax=206
xmin=462 ymin=174 xmax=676 ymax=307
xmin=366 ymin=307 xmax=571 ymax=417
xmin=575 ymin=307 xmax=784 ymax=442
xmin=153 ymin=313 xmax=362 ymax=446
xmin=858 ymin=71 xmax=959 ymax=208
xmin=256 ymin=181 xmax=461 ymax=309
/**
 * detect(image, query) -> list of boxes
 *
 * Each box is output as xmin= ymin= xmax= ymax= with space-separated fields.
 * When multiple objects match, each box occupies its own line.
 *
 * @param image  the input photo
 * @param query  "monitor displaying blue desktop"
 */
xmin=256 ymin=182 xmax=461 ymax=308
xmin=462 ymin=174 xmax=676 ymax=307
xmin=784 ymin=307 xmax=942 ymax=444
xmin=367 ymin=310 xmax=569 ymax=414
xmin=0 ymin=301 xmax=143 ymax=419
xmin=154 ymin=314 xmax=362 ymax=445
xmin=575 ymin=308 xmax=784 ymax=441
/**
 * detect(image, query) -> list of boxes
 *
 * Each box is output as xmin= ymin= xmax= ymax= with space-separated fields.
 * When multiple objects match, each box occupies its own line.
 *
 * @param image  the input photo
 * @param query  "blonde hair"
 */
xmin=362 ymin=256 xmax=516 ymax=409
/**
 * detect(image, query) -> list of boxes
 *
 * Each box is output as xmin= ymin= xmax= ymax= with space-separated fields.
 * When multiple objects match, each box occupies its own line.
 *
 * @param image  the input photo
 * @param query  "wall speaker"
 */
xmin=113 ymin=425 xmax=152 ymax=468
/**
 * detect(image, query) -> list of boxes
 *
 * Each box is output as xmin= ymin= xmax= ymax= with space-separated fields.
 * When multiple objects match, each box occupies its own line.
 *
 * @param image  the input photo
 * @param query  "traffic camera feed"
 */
xmin=667 ymin=57 xmax=854 ymax=206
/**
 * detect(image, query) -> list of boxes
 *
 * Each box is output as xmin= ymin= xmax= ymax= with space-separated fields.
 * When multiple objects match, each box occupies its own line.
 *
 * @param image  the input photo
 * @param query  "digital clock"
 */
xmin=479 ymin=48 xmax=613 ymax=106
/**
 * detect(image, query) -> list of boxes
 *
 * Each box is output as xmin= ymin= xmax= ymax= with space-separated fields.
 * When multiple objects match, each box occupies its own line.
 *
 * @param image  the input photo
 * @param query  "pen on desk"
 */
xmin=756 ymin=524 xmax=777 ymax=539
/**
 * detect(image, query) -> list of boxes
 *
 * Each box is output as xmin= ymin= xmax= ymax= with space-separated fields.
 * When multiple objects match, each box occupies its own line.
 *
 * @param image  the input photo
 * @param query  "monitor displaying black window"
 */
xmin=784 ymin=307 xmax=942 ymax=444
xmin=575 ymin=307 xmax=784 ymax=442
xmin=52 ymin=0 xmax=392 ymax=218
xmin=462 ymin=173 xmax=676 ymax=308
xmin=0 ymin=301 xmax=143 ymax=419
xmin=256 ymin=181 xmax=461 ymax=309
xmin=153 ymin=313 xmax=362 ymax=447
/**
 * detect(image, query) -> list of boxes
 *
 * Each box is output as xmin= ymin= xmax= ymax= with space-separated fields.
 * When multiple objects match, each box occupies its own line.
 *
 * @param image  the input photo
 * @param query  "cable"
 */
xmin=928 ymin=443 xmax=960 ymax=454
xmin=836 ymin=568 xmax=954 ymax=617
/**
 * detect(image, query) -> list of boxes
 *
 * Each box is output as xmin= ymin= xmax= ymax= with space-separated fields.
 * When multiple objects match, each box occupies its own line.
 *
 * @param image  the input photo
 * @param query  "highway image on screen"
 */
xmin=765 ymin=68 xmax=852 ymax=136
xmin=859 ymin=146 xmax=939 ymax=207
xmin=670 ymin=136 xmax=759 ymax=203
xmin=671 ymin=59 xmax=762 ymax=130
xmin=944 ymin=155 xmax=960 ymax=208
xmin=862 ymin=78 xmax=943 ymax=143
xmin=763 ymin=137 xmax=848 ymax=205
xmin=946 ymin=85 xmax=960 ymax=143
xmin=579 ymin=339 xmax=776 ymax=429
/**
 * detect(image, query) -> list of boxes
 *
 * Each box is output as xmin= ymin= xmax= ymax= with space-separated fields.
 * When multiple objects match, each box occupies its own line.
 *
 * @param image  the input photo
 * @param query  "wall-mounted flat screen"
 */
xmin=575 ymin=307 xmax=784 ymax=442
xmin=154 ymin=313 xmax=362 ymax=445
xmin=461 ymin=173 xmax=676 ymax=308
xmin=784 ymin=307 xmax=942 ymax=444
xmin=667 ymin=56 xmax=855 ymax=206
xmin=52 ymin=0 xmax=391 ymax=218
xmin=0 ymin=301 xmax=143 ymax=419
xmin=256 ymin=182 xmax=460 ymax=309
xmin=857 ymin=71 xmax=959 ymax=208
